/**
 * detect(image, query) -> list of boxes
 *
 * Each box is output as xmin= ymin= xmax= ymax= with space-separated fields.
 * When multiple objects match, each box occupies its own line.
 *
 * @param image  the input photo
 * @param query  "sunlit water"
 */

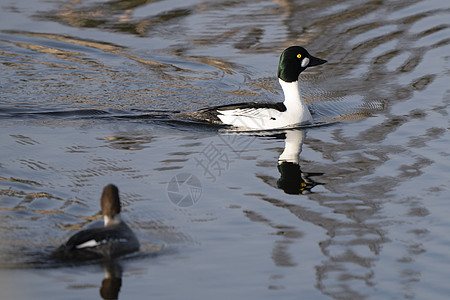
xmin=1 ymin=0 xmax=449 ymax=299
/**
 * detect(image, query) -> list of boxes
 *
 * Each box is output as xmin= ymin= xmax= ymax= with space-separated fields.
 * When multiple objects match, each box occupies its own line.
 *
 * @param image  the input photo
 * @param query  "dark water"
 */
xmin=1 ymin=0 xmax=449 ymax=299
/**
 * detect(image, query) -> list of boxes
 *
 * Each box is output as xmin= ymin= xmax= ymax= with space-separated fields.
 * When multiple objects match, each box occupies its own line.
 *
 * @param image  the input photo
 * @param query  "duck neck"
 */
xmin=104 ymin=214 xmax=122 ymax=226
xmin=279 ymin=79 xmax=312 ymax=122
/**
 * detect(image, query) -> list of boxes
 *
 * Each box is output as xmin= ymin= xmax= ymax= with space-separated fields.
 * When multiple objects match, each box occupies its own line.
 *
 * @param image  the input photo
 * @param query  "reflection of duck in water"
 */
xmin=100 ymin=262 xmax=123 ymax=300
xmin=277 ymin=130 xmax=322 ymax=194
xmin=186 ymin=46 xmax=327 ymax=130
xmin=52 ymin=184 xmax=140 ymax=261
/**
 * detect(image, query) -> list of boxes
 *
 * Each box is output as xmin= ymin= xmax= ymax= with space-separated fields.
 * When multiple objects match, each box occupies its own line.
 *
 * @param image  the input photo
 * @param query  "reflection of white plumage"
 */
xmin=188 ymin=46 xmax=327 ymax=130
xmin=276 ymin=129 xmax=323 ymax=195
xmin=278 ymin=129 xmax=306 ymax=164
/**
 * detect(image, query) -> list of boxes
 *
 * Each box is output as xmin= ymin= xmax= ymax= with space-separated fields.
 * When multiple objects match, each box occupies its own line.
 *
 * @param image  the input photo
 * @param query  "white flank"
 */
xmin=76 ymin=239 xmax=100 ymax=249
xmin=217 ymin=108 xmax=282 ymax=129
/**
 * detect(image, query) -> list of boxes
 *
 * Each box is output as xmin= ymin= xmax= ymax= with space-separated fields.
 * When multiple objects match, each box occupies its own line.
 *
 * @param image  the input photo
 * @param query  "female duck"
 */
xmin=52 ymin=184 xmax=139 ymax=261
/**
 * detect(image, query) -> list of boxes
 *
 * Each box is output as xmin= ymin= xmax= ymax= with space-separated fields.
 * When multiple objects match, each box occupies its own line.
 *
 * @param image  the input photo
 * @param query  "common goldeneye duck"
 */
xmin=52 ymin=184 xmax=140 ymax=261
xmin=187 ymin=46 xmax=327 ymax=130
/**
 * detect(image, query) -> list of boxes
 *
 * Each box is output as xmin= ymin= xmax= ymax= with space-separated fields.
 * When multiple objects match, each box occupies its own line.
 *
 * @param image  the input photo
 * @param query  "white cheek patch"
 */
xmin=301 ymin=57 xmax=310 ymax=68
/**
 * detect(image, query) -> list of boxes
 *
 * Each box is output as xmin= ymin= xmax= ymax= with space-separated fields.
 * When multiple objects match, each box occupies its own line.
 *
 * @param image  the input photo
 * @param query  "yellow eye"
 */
xmin=297 ymin=54 xmax=302 ymax=59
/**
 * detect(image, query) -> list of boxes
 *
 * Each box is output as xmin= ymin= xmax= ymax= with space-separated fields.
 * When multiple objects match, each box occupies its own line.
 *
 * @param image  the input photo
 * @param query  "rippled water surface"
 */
xmin=1 ymin=0 xmax=449 ymax=299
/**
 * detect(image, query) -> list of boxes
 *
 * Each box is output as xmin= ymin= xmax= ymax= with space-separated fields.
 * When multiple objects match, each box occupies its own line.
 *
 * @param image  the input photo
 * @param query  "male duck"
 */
xmin=187 ymin=46 xmax=326 ymax=130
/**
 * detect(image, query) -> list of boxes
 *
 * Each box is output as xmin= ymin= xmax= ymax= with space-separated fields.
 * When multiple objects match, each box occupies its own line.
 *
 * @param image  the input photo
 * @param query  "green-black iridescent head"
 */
xmin=277 ymin=46 xmax=327 ymax=83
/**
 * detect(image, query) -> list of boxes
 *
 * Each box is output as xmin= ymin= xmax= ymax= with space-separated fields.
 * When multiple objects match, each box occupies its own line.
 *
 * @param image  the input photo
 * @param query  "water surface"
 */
xmin=1 ymin=0 xmax=449 ymax=299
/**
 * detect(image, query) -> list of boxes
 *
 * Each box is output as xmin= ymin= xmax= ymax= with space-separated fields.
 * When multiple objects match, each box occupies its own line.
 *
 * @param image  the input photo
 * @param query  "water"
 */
xmin=1 ymin=0 xmax=449 ymax=299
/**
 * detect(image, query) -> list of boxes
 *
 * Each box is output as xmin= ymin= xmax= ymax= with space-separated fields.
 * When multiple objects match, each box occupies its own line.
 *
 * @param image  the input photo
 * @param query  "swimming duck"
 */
xmin=52 ymin=184 xmax=139 ymax=261
xmin=187 ymin=46 xmax=326 ymax=130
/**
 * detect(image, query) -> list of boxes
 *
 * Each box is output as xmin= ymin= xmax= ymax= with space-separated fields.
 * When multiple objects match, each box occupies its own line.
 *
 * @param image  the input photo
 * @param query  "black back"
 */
xmin=52 ymin=223 xmax=139 ymax=261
